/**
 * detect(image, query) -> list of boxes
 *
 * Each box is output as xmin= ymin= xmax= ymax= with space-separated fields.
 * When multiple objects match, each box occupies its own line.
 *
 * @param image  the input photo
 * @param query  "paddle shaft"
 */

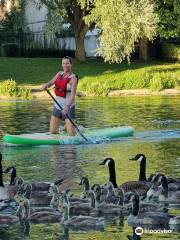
xmin=46 ymin=89 xmax=89 ymax=142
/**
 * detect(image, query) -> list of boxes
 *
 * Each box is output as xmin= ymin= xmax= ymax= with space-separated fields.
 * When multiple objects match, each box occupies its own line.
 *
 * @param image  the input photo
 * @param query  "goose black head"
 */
xmin=4 ymin=166 xmax=16 ymax=174
xmin=153 ymin=173 xmax=165 ymax=185
xmin=129 ymin=154 xmax=146 ymax=162
xmin=160 ymin=175 xmax=168 ymax=189
xmin=159 ymin=175 xmax=168 ymax=197
xmin=99 ymin=158 xmax=114 ymax=166
xmin=91 ymin=183 xmax=101 ymax=193
xmin=147 ymin=173 xmax=156 ymax=182
xmin=4 ymin=166 xmax=17 ymax=185
xmin=0 ymin=152 xmax=2 ymax=162
xmin=79 ymin=176 xmax=89 ymax=189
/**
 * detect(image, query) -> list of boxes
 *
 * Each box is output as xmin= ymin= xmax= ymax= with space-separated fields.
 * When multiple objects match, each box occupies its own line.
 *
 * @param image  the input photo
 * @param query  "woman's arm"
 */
xmin=41 ymin=72 xmax=60 ymax=90
xmin=66 ymin=76 xmax=77 ymax=108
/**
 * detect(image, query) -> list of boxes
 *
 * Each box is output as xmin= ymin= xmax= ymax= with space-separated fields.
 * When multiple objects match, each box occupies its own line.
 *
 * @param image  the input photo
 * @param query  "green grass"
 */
xmin=0 ymin=57 xmax=180 ymax=97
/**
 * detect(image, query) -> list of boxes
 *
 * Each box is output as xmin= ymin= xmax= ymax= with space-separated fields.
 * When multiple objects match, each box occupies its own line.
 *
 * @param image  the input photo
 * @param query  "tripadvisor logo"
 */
xmin=135 ymin=227 xmax=173 ymax=235
xmin=135 ymin=227 xmax=144 ymax=236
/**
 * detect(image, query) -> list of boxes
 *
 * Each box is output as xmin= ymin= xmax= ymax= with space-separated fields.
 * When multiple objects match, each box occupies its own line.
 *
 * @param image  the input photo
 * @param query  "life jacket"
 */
xmin=54 ymin=73 xmax=72 ymax=98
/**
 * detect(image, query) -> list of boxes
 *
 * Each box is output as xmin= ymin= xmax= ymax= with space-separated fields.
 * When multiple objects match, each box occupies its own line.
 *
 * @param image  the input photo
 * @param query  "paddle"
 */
xmin=46 ymin=89 xmax=89 ymax=143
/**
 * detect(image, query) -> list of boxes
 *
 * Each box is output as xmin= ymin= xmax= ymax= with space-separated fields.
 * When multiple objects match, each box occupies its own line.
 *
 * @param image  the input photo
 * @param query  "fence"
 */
xmin=0 ymin=31 xmax=98 ymax=57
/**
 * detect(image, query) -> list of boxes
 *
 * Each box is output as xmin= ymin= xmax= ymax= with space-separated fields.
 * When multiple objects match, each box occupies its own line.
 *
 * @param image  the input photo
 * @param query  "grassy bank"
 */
xmin=0 ymin=58 xmax=180 ymax=97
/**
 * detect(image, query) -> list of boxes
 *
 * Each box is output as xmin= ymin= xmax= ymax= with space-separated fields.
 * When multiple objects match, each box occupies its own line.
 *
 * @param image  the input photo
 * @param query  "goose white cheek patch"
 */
xmin=105 ymin=160 xmax=111 ymax=166
xmin=137 ymin=156 xmax=144 ymax=162
xmin=8 ymin=168 xmax=14 ymax=174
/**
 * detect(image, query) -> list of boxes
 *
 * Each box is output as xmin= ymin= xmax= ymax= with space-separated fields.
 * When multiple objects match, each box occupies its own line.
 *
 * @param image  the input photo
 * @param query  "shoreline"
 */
xmin=0 ymin=87 xmax=180 ymax=99
xmin=32 ymin=87 xmax=180 ymax=98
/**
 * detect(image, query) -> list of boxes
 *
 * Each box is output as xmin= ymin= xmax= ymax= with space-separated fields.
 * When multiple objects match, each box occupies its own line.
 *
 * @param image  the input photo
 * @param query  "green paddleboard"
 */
xmin=3 ymin=126 xmax=134 ymax=145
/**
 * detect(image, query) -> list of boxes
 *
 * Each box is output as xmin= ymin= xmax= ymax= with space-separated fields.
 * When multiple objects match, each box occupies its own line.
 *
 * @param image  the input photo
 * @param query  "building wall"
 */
xmin=25 ymin=0 xmax=47 ymax=33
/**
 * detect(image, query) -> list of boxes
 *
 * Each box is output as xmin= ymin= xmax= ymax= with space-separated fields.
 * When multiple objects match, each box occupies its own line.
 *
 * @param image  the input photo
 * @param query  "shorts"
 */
xmin=52 ymin=105 xmax=76 ymax=121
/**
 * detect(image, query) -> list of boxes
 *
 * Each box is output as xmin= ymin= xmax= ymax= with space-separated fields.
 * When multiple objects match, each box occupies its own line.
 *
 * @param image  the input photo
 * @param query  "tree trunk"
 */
xmin=74 ymin=32 xmax=86 ymax=61
xmin=139 ymin=37 xmax=148 ymax=61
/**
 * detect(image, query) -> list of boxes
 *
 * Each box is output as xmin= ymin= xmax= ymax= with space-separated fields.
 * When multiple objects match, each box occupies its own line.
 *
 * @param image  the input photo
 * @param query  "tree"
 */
xmin=39 ymin=0 xmax=95 ymax=61
xmin=155 ymin=0 xmax=180 ymax=38
xmin=0 ymin=0 xmax=25 ymax=32
xmin=83 ymin=0 xmax=158 ymax=63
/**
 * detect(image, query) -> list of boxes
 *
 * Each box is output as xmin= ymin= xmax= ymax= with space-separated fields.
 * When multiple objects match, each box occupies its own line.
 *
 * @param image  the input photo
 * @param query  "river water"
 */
xmin=0 ymin=95 xmax=180 ymax=240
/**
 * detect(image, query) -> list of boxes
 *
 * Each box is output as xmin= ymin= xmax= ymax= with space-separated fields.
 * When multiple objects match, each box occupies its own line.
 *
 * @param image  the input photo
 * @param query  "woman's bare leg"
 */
xmin=50 ymin=116 xmax=60 ymax=134
xmin=65 ymin=119 xmax=76 ymax=136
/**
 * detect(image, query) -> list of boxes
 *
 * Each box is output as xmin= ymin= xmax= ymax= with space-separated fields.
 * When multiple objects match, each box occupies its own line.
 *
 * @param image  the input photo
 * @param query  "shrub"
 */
xmin=150 ymin=72 xmax=180 ymax=91
xmin=161 ymin=43 xmax=180 ymax=62
xmin=1 ymin=43 xmax=20 ymax=57
xmin=0 ymin=79 xmax=32 ymax=99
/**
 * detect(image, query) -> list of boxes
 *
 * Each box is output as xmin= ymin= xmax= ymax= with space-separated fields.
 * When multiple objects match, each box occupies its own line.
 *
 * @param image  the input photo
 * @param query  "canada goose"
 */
xmin=29 ymin=210 xmax=62 ymax=223
xmin=129 ymin=154 xmax=147 ymax=181
xmin=146 ymin=173 xmax=162 ymax=201
xmin=91 ymin=184 xmax=102 ymax=203
xmin=27 ymin=187 xmax=52 ymax=206
xmin=91 ymin=184 xmax=125 ymax=215
xmin=127 ymin=194 xmax=170 ymax=226
xmin=92 ymin=183 xmax=124 ymax=206
xmin=130 ymin=154 xmax=180 ymax=189
xmin=30 ymin=178 xmax=64 ymax=192
xmin=58 ymin=190 xmax=98 ymax=216
xmin=3 ymin=166 xmax=19 ymax=200
xmin=15 ymin=190 xmax=62 ymax=224
xmin=0 ymin=152 xmax=9 ymax=201
xmin=127 ymin=191 xmax=166 ymax=213
xmin=158 ymin=175 xmax=180 ymax=203
xmin=157 ymin=174 xmax=180 ymax=191
xmin=79 ymin=176 xmax=91 ymax=199
xmin=147 ymin=174 xmax=180 ymax=202
xmin=100 ymin=158 xmax=149 ymax=196
xmin=102 ymin=182 xmax=120 ymax=204
xmin=4 ymin=166 xmax=17 ymax=184
xmin=18 ymin=179 xmax=64 ymax=206
xmin=60 ymin=196 xmax=105 ymax=230
xmin=49 ymin=184 xmax=60 ymax=210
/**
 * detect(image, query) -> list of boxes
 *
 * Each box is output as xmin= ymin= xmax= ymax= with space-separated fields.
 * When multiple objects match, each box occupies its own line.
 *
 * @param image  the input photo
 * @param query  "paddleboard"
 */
xmin=3 ymin=126 xmax=134 ymax=145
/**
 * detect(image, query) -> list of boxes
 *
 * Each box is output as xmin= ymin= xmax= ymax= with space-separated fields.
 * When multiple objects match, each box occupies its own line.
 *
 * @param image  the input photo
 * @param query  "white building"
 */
xmin=24 ymin=0 xmax=98 ymax=57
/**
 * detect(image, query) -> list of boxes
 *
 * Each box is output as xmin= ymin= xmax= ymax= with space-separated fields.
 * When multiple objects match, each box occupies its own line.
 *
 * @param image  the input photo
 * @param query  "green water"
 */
xmin=0 ymin=96 xmax=180 ymax=240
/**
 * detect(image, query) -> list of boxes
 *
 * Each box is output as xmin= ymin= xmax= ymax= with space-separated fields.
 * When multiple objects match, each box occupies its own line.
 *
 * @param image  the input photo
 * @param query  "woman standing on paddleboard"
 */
xmin=42 ymin=56 xmax=77 ymax=136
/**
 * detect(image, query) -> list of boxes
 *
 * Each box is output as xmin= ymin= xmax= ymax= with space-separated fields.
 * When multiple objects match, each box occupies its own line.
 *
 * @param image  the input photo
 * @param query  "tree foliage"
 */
xmin=0 ymin=0 xmax=25 ymax=32
xmin=82 ymin=0 xmax=158 ymax=63
xmin=155 ymin=0 xmax=180 ymax=38
xmin=38 ymin=0 xmax=95 ymax=60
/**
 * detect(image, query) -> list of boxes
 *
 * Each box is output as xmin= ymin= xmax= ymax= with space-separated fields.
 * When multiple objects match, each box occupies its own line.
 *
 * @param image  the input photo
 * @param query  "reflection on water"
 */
xmin=0 ymin=96 xmax=180 ymax=239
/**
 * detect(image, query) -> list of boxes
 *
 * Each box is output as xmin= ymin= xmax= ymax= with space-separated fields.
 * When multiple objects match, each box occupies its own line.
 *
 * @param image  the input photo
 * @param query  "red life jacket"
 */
xmin=54 ymin=73 xmax=71 ymax=98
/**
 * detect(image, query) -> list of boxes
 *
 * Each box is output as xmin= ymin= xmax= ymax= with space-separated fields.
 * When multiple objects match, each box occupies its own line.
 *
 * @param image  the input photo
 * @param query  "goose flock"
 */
xmin=0 ymin=152 xmax=180 ymax=232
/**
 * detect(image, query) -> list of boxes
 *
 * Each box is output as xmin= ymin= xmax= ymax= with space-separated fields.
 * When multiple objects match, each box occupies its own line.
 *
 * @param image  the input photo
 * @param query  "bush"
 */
xmin=161 ymin=43 xmax=180 ymax=62
xmin=150 ymin=72 xmax=180 ymax=91
xmin=0 ymin=79 xmax=32 ymax=99
xmin=1 ymin=43 xmax=20 ymax=57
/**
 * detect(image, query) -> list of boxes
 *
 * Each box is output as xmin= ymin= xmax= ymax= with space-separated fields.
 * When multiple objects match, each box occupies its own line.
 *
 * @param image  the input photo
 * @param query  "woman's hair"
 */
xmin=62 ymin=56 xmax=73 ymax=64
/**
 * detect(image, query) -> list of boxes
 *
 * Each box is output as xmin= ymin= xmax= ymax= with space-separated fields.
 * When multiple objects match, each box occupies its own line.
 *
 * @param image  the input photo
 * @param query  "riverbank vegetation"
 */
xmin=0 ymin=58 xmax=179 ymax=98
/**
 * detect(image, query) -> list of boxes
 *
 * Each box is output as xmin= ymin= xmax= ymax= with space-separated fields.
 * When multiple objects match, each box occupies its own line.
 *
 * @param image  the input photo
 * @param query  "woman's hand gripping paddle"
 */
xmin=46 ymin=89 xmax=89 ymax=143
